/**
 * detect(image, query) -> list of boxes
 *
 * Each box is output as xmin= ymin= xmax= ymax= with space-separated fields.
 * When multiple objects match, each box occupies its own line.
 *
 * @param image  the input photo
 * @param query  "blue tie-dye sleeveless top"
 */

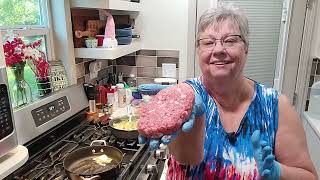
xmin=167 ymin=77 xmax=279 ymax=180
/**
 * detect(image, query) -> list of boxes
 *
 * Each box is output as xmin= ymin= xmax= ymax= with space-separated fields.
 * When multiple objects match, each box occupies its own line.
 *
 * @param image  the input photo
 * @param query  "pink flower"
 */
xmin=3 ymin=38 xmax=49 ymax=78
xmin=3 ymin=38 xmax=26 ymax=67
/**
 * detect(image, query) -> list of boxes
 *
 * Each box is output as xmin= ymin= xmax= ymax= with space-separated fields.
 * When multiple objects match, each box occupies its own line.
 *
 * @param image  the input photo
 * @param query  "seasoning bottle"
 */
xmin=116 ymin=83 xmax=126 ymax=108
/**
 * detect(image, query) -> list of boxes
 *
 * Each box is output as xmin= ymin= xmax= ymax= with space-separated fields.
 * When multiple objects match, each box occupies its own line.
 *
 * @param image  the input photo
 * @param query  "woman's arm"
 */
xmin=275 ymin=95 xmax=318 ymax=180
xmin=168 ymin=115 xmax=205 ymax=165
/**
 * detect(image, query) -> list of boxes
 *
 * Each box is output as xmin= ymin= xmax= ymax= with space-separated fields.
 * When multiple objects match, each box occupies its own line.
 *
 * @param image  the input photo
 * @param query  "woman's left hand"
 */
xmin=251 ymin=130 xmax=281 ymax=180
xmin=138 ymin=92 xmax=204 ymax=150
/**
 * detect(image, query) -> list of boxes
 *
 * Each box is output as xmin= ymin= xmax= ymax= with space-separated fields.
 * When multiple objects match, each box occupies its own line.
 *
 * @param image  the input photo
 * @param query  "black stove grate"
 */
xmin=6 ymin=111 xmax=158 ymax=180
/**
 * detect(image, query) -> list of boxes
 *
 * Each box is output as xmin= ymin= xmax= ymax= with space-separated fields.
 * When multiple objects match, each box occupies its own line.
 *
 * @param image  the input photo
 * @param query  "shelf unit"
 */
xmin=74 ymin=40 xmax=141 ymax=59
xmin=70 ymin=0 xmax=142 ymax=12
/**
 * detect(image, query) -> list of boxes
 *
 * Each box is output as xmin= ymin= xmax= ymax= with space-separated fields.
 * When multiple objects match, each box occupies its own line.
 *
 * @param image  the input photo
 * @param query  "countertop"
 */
xmin=0 ymin=145 xmax=28 ymax=179
xmin=303 ymin=112 xmax=320 ymax=138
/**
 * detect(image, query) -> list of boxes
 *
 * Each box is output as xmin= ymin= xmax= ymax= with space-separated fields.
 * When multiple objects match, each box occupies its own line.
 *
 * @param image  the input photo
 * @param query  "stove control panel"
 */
xmin=31 ymin=96 xmax=70 ymax=127
xmin=0 ymin=84 xmax=14 ymax=140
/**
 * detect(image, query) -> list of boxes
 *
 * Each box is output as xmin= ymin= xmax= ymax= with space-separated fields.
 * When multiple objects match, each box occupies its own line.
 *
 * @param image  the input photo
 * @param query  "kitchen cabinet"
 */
xmin=303 ymin=112 xmax=320 ymax=175
xmin=70 ymin=0 xmax=142 ymax=12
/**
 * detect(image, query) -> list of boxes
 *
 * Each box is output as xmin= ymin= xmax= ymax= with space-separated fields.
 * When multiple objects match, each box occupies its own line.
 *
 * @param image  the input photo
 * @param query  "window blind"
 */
xmin=219 ymin=0 xmax=283 ymax=86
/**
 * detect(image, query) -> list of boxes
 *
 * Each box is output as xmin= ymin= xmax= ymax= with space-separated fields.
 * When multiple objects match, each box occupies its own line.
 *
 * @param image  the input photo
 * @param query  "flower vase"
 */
xmin=11 ymin=62 xmax=32 ymax=107
xmin=36 ymin=77 xmax=52 ymax=96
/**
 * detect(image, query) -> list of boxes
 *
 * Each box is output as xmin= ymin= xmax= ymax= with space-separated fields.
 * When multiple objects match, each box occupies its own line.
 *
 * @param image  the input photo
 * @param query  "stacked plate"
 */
xmin=115 ymin=24 xmax=132 ymax=45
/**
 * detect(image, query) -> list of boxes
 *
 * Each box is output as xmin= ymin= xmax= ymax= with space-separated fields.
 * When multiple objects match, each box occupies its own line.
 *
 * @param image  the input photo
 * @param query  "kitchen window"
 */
xmin=0 ymin=0 xmax=54 ymax=108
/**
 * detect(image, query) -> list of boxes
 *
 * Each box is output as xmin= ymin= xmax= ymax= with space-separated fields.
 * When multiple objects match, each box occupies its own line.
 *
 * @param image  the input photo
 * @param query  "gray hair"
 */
xmin=197 ymin=3 xmax=249 ymax=47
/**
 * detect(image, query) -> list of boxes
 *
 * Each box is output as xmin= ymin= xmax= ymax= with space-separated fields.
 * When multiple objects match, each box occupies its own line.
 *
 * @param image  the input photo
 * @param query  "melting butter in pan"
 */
xmin=93 ymin=154 xmax=113 ymax=166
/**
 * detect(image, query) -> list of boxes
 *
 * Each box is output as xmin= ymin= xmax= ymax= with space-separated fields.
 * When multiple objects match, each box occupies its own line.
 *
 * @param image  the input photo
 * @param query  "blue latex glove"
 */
xmin=138 ymin=84 xmax=171 ymax=95
xmin=251 ymin=130 xmax=281 ymax=180
xmin=138 ymin=91 xmax=204 ymax=150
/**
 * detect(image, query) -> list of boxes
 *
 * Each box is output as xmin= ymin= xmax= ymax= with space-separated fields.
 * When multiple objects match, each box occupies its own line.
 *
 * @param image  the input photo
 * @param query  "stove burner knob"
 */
xmin=154 ymin=149 xmax=166 ymax=160
xmin=146 ymin=164 xmax=158 ymax=175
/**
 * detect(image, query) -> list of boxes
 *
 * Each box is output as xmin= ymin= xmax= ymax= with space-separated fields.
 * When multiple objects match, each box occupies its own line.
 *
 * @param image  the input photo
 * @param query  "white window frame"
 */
xmin=0 ymin=0 xmax=54 ymax=62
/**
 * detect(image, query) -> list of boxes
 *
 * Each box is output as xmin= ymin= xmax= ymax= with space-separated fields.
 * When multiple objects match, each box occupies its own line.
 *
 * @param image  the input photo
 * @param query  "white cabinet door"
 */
xmin=304 ymin=119 xmax=320 ymax=176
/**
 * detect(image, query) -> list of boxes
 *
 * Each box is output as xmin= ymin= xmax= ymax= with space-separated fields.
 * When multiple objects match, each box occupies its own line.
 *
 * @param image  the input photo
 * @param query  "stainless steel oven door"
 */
xmin=0 ymin=67 xmax=18 ymax=158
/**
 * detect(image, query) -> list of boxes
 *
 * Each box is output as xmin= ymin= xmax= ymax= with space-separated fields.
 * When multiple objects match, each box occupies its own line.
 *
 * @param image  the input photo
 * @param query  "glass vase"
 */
xmin=11 ymin=62 xmax=32 ymax=107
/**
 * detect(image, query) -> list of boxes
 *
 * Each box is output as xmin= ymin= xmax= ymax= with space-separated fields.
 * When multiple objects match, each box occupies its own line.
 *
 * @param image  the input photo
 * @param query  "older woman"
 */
xmin=139 ymin=3 xmax=317 ymax=180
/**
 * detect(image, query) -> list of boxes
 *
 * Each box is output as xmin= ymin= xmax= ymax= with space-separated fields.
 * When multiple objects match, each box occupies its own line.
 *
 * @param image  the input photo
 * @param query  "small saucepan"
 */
xmin=63 ymin=140 xmax=123 ymax=180
xmin=109 ymin=116 xmax=139 ymax=140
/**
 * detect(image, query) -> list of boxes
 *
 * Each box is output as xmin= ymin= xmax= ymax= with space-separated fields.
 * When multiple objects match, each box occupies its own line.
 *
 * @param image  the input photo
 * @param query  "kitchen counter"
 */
xmin=304 ymin=112 xmax=320 ymax=138
xmin=303 ymin=112 xmax=320 ymax=175
xmin=0 ymin=145 xmax=28 ymax=179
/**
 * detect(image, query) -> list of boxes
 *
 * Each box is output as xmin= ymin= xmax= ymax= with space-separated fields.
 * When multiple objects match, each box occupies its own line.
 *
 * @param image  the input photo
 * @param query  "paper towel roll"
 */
xmin=89 ymin=61 xmax=102 ymax=79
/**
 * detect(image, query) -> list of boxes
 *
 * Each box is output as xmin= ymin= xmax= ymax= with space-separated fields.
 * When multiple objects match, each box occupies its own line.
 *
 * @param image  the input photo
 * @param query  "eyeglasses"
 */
xmin=198 ymin=34 xmax=244 ymax=51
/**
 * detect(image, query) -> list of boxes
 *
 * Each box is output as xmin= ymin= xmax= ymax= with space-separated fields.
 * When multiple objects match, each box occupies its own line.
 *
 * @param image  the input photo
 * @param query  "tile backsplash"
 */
xmin=75 ymin=49 xmax=179 ymax=86
xmin=306 ymin=58 xmax=320 ymax=110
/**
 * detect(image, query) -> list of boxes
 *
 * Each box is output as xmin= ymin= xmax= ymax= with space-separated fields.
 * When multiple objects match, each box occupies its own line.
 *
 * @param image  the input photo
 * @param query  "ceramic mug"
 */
xmin=85 ymin=38 xmax=98 ymax=48
xmin=95 ymin=35 xmax=104 ymax=47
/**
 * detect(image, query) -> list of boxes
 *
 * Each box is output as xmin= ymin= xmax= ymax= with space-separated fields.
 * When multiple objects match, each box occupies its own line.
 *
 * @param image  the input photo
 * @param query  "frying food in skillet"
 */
xmin=70 ymin=155 xmax=117 ymax=174
xmin=112 ymin=117 xmax=138 ymax=131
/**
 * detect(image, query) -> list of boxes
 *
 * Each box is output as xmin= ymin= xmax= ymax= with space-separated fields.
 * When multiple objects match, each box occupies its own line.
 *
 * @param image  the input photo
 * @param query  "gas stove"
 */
xmin=4 ymin=85 xmax=167 ymax=180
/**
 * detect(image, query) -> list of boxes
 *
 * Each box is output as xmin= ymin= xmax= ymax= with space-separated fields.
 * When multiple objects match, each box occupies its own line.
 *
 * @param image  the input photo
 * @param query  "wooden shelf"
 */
xmin=74 ymin=40 xmax=141 ymax=59
xmin=70 ymin=0 xmax=141 ymax=12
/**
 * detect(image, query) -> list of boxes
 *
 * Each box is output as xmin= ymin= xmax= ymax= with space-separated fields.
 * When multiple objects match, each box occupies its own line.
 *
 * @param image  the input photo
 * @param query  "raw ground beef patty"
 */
xmin=138 ymin=83 xmax=195 ymax=138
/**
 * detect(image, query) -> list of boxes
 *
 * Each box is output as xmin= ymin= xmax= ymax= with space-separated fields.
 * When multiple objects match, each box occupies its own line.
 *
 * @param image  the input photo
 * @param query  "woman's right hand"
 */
xmin=138 ymin=92 xmax=205 ymax=149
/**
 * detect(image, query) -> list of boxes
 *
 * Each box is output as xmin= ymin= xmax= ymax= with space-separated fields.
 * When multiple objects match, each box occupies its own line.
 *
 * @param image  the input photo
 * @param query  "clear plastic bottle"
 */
xmin=125 ymin=84 xmax=133 ymax=105
xmin=107 ymin=86 xmax=116 ymax=105
xmin=116 ymin=83 xmax=126 ymax=108
xmin=127 ymin=74 xmax=137 ymax=88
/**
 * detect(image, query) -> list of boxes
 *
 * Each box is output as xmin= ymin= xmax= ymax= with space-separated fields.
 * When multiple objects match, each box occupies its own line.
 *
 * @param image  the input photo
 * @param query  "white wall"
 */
xmin=136 ymin=0 xmax=195 ymax=81
xmin=311 ymin=0 xmax=320 ymax=58
xmin=136 ymin=0 xmax=219 ymax=81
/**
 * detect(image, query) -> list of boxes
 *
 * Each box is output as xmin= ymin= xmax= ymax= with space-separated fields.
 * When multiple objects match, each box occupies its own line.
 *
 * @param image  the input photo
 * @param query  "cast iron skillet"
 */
xmin=63 ymin=140 xmax=123 ymax=180
xmin=108 ymin=117 xmax=139 ymax=140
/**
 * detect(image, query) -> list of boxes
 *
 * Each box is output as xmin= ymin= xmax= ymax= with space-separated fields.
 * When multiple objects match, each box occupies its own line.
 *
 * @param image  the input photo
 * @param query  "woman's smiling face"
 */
xmin=197 ymin=19 xmax=248 ymax=82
